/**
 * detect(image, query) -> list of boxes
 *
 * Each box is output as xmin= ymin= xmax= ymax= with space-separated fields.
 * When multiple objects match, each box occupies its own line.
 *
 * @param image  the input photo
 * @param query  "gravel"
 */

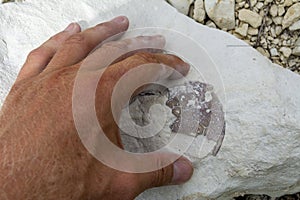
xmin=167 ymin=0 xmax=300 ymax=74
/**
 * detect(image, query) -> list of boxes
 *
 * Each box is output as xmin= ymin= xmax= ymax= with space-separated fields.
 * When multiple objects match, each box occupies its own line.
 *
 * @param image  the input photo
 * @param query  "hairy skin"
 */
xmin=0 ymin=16 xmax=193 ymax=200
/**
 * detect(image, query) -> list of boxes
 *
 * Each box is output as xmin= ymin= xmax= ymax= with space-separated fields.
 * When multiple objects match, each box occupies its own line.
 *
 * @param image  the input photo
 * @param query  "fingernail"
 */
xmin=171 ymin=157 xmax=193 ymax=185
xmin=64 ymin=23 xmax=77 ymax=32
xmin=112 ymin=16 xmax=127 ymax=24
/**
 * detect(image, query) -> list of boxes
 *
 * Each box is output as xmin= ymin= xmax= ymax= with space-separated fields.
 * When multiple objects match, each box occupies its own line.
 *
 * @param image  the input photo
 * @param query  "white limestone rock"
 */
xmin=238 ymin=9 xmax=262 ymax=28
xmin=193 ymin=0 xmax=205 ymax=23
xmin=235 ymin=23 xmax=248 ymax=37
xmin=0 ymin=0 xmax=300 ymax=200
xmin=289 ymin=20 xmax=300 ymax=31
xmin=167 ymin=0 xmax=194 ymax=15
xmin=279 ymin=47 xmax=292 ymax=58
xmin=293 ymin=38 xmax=300 ymax=56
xmin=204 ymin=0 xmax=235 ymax=30
xmin=269 ymin=4 xmax=278 ymax=17
xmin=282 ymin=3 xmax=300 ymax=29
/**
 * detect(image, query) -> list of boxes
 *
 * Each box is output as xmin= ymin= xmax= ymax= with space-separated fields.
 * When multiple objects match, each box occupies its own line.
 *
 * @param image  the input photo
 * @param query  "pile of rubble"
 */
xmin=167 ymin=0 xmax=300 ymax=73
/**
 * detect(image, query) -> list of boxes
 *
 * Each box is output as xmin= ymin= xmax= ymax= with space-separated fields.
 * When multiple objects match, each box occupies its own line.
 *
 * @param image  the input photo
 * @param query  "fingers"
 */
xmin=82 ymin=35 xmax=166 ymax=70
xmin=136 ymin=156 xmax=193 ymax=191
xmin=47 ymin=16 xmax=129 ymax=69
xmin=16 ymin=23 xmax=81 ymax=82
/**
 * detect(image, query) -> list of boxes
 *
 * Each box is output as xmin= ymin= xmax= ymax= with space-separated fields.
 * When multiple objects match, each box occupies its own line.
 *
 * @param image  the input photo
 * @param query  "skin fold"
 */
xmin=0 ymin=16 xmax=193 ymax=200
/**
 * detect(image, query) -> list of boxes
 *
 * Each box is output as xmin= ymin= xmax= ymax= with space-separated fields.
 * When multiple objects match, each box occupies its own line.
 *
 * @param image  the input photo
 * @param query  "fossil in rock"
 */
xmin=128 ymin=81 xmax=225 ymax=156
xmin=166 ymin=81 xmax=225 ymax=155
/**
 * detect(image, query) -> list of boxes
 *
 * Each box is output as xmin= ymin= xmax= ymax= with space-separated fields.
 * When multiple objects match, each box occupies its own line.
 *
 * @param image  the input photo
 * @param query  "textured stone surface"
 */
xmin=167 ymin=0 xmax=194 ymax=15
xmin=289 ymin=20 xmax=300 ymax=31
xmin=0 ymin=0 xmax=300 ymax=199
xmin=282 ymin=3 xmax=300 ymax=28
xmin=204 ymin=0 xmax=235 ymax=30
xmin=293 ymin=38 xmax=300 ymax=56
xmin=238 ymin=9 xmax=263 ymax=28
xmin=193 ymin=0 xmax=205 ymax=23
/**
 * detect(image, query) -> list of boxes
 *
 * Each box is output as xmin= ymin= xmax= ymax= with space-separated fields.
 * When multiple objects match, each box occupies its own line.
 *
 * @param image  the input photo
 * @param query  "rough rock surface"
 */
xmin=193 ymin=0 xmax=205 ymax=23
xmin=204 ymin=0 xmax=235 ymax=30
xmin=290 ymin=20 xmax=300 ymax=30
xmin=293 ymin=37 xmax=300 ymax=56
xmin=167 ymin=0 xmax=194 ymax=15
xmin=181 ymin=0 xmax=300 ymax=73
xmin=282 ymin=3 xmax=300 ymax=28
xmin=0 ymin=0 xmax=300 ymax=200
xmin=238 ymin=9 xmax=263 ymax=28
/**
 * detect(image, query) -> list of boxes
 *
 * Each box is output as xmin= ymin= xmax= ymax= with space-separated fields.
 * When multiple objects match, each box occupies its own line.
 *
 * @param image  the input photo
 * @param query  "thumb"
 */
xmin=136 ymin=156 xmax=193 ymax=192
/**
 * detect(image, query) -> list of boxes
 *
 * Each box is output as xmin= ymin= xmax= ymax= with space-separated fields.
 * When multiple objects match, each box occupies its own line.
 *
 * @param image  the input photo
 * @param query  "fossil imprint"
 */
xmin=124 ymin=81 xmax=225 ymax=156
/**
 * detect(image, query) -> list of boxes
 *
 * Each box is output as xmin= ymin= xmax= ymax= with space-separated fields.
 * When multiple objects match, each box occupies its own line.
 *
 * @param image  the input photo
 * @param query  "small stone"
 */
xmin=273 ymin=38 xmax=280 ymax=45
xmin=270 ymin=27 xmax=276 ymax=38
xmin=275 ymin=26 xmax=282 ymax=35
xmin=235 ymin=23 xmax=249 ymax=37
xmin=256 ymin=47 xmax=270 ymax=58
xmin=279 ymin=47 xmax=292 ymax=58
xmin=266 ymin=17 xmax=273 ymax=26
xmin=284 ymin=0 xmax=293 ymax=7
xmin=289 ymin=20 xmax=300 ymax=31
xmin=267 ymin=36 xmax=274 ymax=41
xmin=206 ymin=20 xmax=217 ymax=28
xmin=256 ymin=2 xmax=264 ymax=9
xmin=168 ymin=0 xmax=194 ymax=15
xmin=204 ymin=0 xmax=235 ymax=30
xmin=250 ymin=36 xmax=257 ymax=42
xmin=238 ymin=1 xmax=245 ymax=8
xmin=270 ymin=5 xmax=278 ymax=17
xmin=247 ymin=27 xmax=259 ymax=35
xmin=250 ymin=0 xmax=257 ymax=7
xmin=193 ymin=0 xmax=206 ymax=23
xmin=281 ymin=33 xmax=289 ymax=40
xmin=270 ymin=48 xmax=279 ymax=57
xmin=278 ymin=5 xmax=285 ymax=17
xmin=238 ymin=9 xmax=263 ymax=28
xmin=293 ymin=38 xmax=300 ymax=56
xmin=273 ymin=16 xmax=283 ymax=25
xmin=282 ymin=3 xmax=300 ymax=29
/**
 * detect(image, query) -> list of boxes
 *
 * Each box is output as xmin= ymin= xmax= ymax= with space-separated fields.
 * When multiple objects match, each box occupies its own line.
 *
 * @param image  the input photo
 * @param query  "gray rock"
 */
xmin=270 ymin=48 xmax=279 ymax=57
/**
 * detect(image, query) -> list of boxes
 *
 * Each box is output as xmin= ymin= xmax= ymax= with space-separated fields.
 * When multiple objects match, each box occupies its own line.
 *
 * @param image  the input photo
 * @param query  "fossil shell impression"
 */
xmin=120 ymin=81 xmax=225 ymax=156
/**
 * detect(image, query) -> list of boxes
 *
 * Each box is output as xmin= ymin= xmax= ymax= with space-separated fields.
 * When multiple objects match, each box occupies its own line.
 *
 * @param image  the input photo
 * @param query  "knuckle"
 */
xmin=64 ymin=34 xmax=86 ymax=46
xmin=133 ymin=52 xmax=157 ymax=63
xmin=27 ymin=47 xmax=50 ymax=59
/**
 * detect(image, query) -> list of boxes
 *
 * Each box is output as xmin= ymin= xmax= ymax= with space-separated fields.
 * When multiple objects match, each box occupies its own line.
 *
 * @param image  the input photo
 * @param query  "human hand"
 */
xmin=0 ymin=16 xmax=193 ymax=200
